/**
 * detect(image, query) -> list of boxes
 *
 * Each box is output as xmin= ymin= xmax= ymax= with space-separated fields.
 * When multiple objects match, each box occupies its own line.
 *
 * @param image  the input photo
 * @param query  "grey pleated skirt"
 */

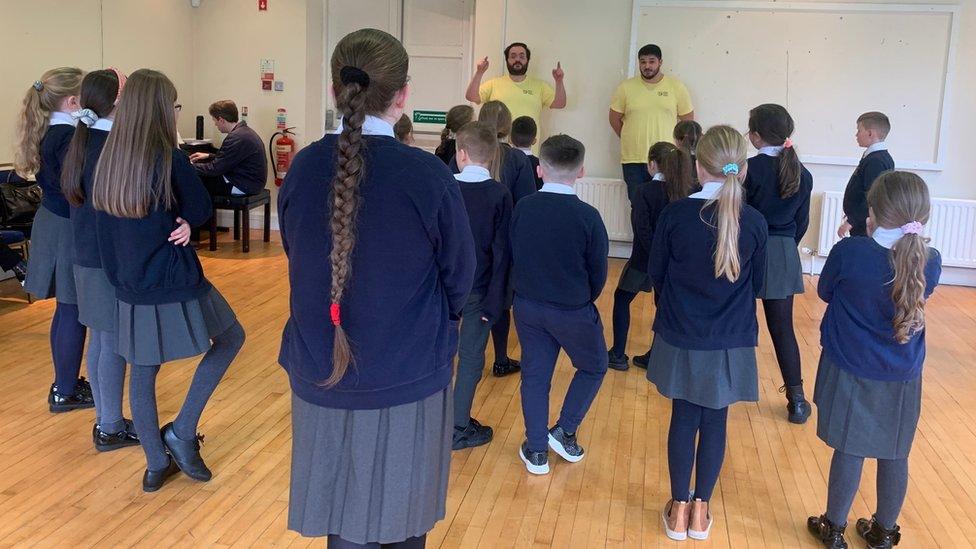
xmin=23 ymin=206 xmax=77 ymax=303
xmin=116 ymin=285 xmax=238 ymax=366
xmin=617 ymin=258 xmax=653 ymax=294
xmin=288 ymin=387 xmax=452 ymax=544
xmin=760 ymin=235 xmax=804 ymax=300
xmin=814 ymin=355 xmax=922 ymax=460
xmin=646 ymin=336 xmax=759 ymax=409
xmin=73 ymin=265 xmax=117 ymax=333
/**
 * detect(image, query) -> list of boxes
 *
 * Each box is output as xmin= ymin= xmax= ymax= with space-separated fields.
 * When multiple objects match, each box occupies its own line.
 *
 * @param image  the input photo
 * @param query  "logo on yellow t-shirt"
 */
xmin=658 ymin=91 xmax=670 ymax=97
xmin=522 ymin=89 xmax=535 ymax=96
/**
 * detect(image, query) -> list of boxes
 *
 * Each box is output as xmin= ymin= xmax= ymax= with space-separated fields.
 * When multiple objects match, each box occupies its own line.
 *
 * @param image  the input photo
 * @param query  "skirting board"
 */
xmin=610 ymin=240 xmax=976 ymax=288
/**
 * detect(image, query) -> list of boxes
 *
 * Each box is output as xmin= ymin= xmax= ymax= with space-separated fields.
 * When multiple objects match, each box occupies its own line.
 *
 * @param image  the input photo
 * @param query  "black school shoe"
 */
xmin=856 ymin=516 xmax=901 ymax=548
xmin=633 ymin=350 xmax=651 ymax=369
xmin=48 ymin=377 xmax=95 ymax=413
xmin=12 ymin=261 xmax=27 ymax=283
xmin=452 ymin=418 xmax=493 ymax=450
xmin=93 ymin=419 xmax=140 ymax=452
xmin=160 ymin=422 xmax=212 ymax=481
xmin=808 ymin=514 xmax=848 ymax=548
xmin=784 ymin=383 xmax=812 ymax=424
xmin=608 ymin=351 xmax=630 ymax=371
xmin=143 ymin=456 xmax=180 ymax=492
xmin=492 ymin=358 xmax=521 ymax=377
xmin=548 ymin=425 xmax=585 ymax=463
xmin=518 ymin=441 xmax=549 ymax=475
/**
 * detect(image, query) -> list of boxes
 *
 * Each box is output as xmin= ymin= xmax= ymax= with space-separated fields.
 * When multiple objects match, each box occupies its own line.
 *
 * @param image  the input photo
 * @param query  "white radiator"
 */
xmin=818 ymin=191 xmax=976 ymax=269
xmin=576 ymin=177 xmax=632 ymax=242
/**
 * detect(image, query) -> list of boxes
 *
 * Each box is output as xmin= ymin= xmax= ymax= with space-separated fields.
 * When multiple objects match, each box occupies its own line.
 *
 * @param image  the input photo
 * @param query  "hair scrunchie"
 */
xmin=340 ymin=66 xmax=370 ymax=88
xmin=722 ymin=163 xmax=739 ymax=176
xmin=900 ymin=221 xmax=924 ymax=235
xmin=33 ymin=80 xmax=44 ymax=91
xmin=71 ymin=108 xmax=99 ymax=127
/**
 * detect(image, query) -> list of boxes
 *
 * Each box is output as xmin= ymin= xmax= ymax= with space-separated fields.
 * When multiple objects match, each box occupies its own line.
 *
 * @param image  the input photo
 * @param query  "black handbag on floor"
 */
xmin=0 ymin=169 xmax=42 ymax=227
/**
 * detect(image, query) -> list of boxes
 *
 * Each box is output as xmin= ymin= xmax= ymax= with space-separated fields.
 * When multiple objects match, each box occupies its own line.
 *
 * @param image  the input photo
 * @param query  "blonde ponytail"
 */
xmin=868 ymin=171 xmax=932 ymax=344
xmin=696 ymin=125 xmax=748 ymax=282
xmin=14 ymin=67 xmax=83 ymax=178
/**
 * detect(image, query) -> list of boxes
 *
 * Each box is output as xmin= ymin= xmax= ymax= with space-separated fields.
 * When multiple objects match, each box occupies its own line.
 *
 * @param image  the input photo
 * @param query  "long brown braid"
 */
xmin=323 ymin=29 xmax=409 ymax=387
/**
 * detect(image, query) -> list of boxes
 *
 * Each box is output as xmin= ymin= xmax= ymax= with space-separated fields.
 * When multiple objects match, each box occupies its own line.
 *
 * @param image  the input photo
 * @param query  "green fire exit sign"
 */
xmin=413 ymin=110 xmax=447 ymax=124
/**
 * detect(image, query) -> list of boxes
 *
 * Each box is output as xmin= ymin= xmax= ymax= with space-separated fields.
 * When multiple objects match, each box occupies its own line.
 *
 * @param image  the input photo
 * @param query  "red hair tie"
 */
xmin=330 ymin=303 xmax=341 ymax=326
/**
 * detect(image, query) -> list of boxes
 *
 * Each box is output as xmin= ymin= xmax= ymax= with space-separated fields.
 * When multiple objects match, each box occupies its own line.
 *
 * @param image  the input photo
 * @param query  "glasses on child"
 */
xmin=174 ymin=104 xmax=183 ymax=112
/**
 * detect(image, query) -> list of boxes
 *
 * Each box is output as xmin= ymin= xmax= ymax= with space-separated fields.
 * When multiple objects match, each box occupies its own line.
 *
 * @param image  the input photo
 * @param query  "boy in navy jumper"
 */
xmin=511 ymin=116 xmax=543 ymax=190
xmin=839 ymin=111 xmax=894 ymax=238
xmin=452 ymin=122 xmax=514 ymax=450
xmin=511 ymin=134 xmax=609 ymax=475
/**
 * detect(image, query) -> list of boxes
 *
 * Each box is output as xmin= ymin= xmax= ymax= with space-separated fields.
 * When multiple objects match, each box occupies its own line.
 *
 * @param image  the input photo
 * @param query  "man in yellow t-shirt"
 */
xmin=609 ymin=44 xmax=695 ymax=202
xmin=465 ymin=42 xmax=567 ymax=134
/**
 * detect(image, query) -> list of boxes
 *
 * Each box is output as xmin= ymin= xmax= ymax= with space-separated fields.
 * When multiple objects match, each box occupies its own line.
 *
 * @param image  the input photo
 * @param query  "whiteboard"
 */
xmin=631 ymin=1 xmax=958 ymax=170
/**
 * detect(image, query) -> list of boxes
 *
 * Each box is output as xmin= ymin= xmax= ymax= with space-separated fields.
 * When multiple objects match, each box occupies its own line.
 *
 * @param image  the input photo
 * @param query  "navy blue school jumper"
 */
xmin=450 ymin=143 xmax=537 ymax=205
xmin=278 ymin=116 xmax=476 ymax=542
xmin=646 ymin=183 xmax=768 ymax=409
xmin=744 ymin=148 xmax=813 ymax=299
xmin=815 ymin=234 xmax=941 ymax=459
xmin=516 ymin=147 xmax=544 ymax=190
xmin=452 ymin=165 xmax=513 ymax=428
xmin=842 ymin=144 xmax=894 ymax=237
xmin=619 ymin=174 xmax=669 ymax=294
xmin=24 ymin=112 xmax=78 ymax=302
xmin=510 ymin=182 xmax=609 ymax=453
xmin=95 ymin=149 xmax=238 ymax=366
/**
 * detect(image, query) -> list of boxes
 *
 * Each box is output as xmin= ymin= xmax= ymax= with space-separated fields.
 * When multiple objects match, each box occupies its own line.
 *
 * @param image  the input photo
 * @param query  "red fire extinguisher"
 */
xmin=269 ymin=127 xmax=296 ymax=187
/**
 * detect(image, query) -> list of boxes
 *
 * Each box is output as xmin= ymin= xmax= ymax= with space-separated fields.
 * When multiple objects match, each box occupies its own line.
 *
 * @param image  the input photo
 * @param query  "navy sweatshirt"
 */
xmin=278 ymin=133 xmax=476 ymax=410
xmin=517 ymin=150 xmax=544 ymax=190
xmin=649 ymin=196 xmax=768 ymax=350
xmin=510 ymin=188 xmax=609 ymax=309
xmin=70 ymin=128 xmax=109 ymax=268
xmin=96 ymin=150 xmax=213 ymax=304
xmin=450 ymin=144 xmax=536 ymax=204
xmin=194 ymin=121 xmax=268 ymax=195
xmin=629 ymin=178 xmax=670 ymax=275
xmin=843 ymin=149 xmax=894 ymax=236
xmin=458 ymin=177 xmax=512 ymax=323
xmin=818 ymin=237 xmax=942 ymax=381
xmin=744 ymin=153 xmax=813 ymax=242
xmin=37 ymin=124 xmax=75 ymax=218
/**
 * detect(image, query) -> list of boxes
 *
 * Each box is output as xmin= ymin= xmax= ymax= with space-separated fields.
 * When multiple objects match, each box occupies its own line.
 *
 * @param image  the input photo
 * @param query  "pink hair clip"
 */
xmin=783 ymin=137 xmax=794 ymax=149
xmin=900 ymin=221 xmax=924 ymax=235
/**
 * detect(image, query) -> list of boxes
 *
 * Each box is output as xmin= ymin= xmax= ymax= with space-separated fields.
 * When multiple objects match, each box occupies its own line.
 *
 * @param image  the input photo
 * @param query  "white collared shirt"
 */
xmin=652 ymin=172 xmax=665 ymax=182
xmin=49 ymin=111 xmax=76 ymax=127
xmin=864 ymin=142 xmax=888 ymax=156
xmin=689 ymin=181 xmax=722 ymax=200
xmin=872 ymin=226 xmax=903 ymax=249
xmin=539 ymin=182 xmax=576 ymax=195
xmin=758 ymin=145 xmax=783 ymax=157
xmin=516 ymin=147 xmax=535 ymax=157
xmin=91 ymin=118 xmax=113 ymax=131
xmin=333 ymin=115 xmax=395 ymax=137
xmin=455 ymin=165 xmax=492 ymax=183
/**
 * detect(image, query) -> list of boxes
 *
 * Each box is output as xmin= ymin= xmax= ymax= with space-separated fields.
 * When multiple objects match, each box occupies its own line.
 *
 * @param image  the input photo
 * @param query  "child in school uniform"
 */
xmin=60 ymin=68 xmax=142 ymax=451
xmin=92 ymin=69 xmax=245 ymax=492
xmin=647 ymin=125 xmax=768 ymax=541
xmin=435 ymin=104 xmax=474 ymax=165
xmin=451 ymin=101 xmax=535 ymax=378
xmin=394 ymin=113 xmax=414 ymax=145
xmin=807 ymin=171 xmax=941 ymax=549
xmin=744 ymin=104 xmax=814 ymax=424
xmin=511 ymin=116 xmax=543 ymax=190
xmin=451 ymin=121 xmax=513 ymax=451
xmin=838 ymin=111 xmax=894 ymax=238
xmin=510 ymin=134 xmax=609 ymax=475
xmin=609 ymin=141 xmax=694 ymax=371
xmin=673 ymin=120 xmax=702 ymax=184
xmin=279 ymin=29 xmax=475 ymax=547
xmin=15 ymin=67 xmax=94 ymax=412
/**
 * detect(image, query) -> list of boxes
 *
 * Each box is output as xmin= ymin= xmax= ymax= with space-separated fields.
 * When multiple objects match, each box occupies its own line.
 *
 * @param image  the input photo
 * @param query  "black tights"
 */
xmin=761 ymin=297 xmax=802 ymax=387
xmin=490 ymin=309 xmax=511 ymax=362
xmin=327 ymin=534 xmax=426 ymax=549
